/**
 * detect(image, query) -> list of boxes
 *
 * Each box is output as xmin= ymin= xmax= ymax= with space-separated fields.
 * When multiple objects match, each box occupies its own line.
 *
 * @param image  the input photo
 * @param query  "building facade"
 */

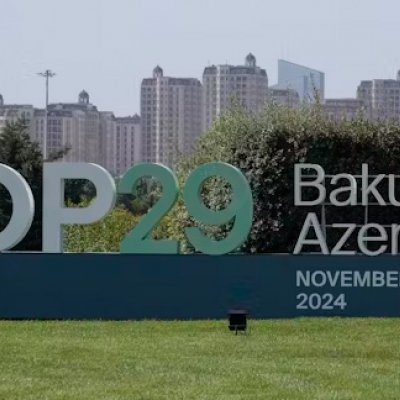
xmin=0 ymin=101 xmax=36 ymax=136
xmin=113 ymin=115 xmax=142 ymax=176
xmin=45 ymin=91 xmax=102 ymax=164
xmin=0 ymin=92 xmax=142 ymax=176
xmin=141 ymin=66 xmax=202 ymax=166
xmin=357 ymin=74 xmax=400 ymax=120
xmin=277 ymin=59 xmax=325 ymax=103
xmin=268 ymin=87 xmax=300 ymax=108
xmin=323 ymin=98 xmax=365 ymax=121
xmin=203 ymin=53 xmax=268 ymax=131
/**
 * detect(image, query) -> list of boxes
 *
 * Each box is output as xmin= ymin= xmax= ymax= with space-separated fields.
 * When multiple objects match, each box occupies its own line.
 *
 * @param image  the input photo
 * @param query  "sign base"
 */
xmin=0 ymin=254 xmax=399 ymax=319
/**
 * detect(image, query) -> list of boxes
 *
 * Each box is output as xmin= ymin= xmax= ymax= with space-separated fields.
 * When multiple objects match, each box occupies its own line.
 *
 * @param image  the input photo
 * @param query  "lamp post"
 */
xmin=37 ymin=70 xmax=56 ymax=160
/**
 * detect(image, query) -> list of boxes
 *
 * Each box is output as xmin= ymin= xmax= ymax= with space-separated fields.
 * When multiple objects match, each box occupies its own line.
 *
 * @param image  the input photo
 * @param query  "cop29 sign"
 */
xmin=0 ymin=162 xmax=253 ymax=255
xmin=2 ymin=161 xmax=400 ymax=319
xmin=2 ymin=161 xmax=400 ymax=256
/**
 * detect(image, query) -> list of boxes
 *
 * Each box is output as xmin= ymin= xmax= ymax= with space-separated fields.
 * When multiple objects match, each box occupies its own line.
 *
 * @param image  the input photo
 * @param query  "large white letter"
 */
xmin=294 ymin=164 xmax=326 ymax=206
xmin=331 ymin=223 xmax=357 ymax=255
xmin=293 ymin=212 xmax=329 ymax=255
xmin=357 ymin=223 xmax=388 ymax=256
xmin=361 ymin=164 xmax=386 ymax=206
xmin=388 ymin=175 xmax=400 ymax=206
xmin=329 ymin=174 xmax=357 ymax=206
xmin=43 ymin=163 xmax=116 ymax=253
xmin=0 ymin=164 xmax=34 ymax=250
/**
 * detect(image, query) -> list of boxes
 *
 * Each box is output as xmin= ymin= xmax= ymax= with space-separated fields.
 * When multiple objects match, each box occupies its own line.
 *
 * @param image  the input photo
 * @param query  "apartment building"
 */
xmin=141 ymin=66 xmax=202 ymax=166
xmin=203 ymin=53 xmax=268 ymax=130
xmin=0 ymin=92 xmax=142 ymax=176
xmin=357 ymin=74 xmax=400 ymax=120
xmin=113 ymin=115 xmax=142 ymax=176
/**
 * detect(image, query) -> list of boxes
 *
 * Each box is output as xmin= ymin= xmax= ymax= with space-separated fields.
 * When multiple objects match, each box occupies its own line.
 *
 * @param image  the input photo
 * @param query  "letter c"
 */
xmin=0 ymin=164 xmax=34 ymax=251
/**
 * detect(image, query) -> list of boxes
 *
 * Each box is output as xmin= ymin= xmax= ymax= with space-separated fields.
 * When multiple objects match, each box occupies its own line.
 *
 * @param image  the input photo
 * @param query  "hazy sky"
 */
xmin=1 ymin=0 xmax=399 ymax=115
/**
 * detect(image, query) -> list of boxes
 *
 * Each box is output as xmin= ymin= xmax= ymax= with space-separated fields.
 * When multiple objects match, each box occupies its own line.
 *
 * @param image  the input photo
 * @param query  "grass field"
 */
xmin=0 ymin=319 xmax=399 ymax=399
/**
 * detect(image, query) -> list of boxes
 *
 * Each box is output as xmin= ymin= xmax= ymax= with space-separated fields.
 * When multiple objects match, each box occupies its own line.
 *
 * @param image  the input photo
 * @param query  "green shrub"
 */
xmin=64 ymin=204 xmax=141 ymax=252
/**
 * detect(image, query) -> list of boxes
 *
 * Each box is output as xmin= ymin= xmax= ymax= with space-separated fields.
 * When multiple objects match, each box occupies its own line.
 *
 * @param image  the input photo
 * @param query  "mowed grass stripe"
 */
xmin=0 ymin=319 xmax=399 ymax=399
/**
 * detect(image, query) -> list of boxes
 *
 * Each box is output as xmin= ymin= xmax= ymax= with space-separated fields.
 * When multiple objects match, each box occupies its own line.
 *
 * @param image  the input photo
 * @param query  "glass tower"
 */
xmin=277 ymin=60 xmax=325 ymax=102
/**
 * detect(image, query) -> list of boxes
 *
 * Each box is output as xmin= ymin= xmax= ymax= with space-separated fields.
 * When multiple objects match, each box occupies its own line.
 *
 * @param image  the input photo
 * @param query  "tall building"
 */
xmin=114 ymin=115 xmax=142 ymax=176
xmin=46 ymin=91 xmax=102 ymax=164
xmin=203 ymin=53 xmax=269 ymax=131
xmin=47 ymin=92 xmax=143 ymax=174
xmin=100 ymin=111 xmax=117 ymax=173
xmin=277 ymin=60 xmax=325 ymax=102
xmin=141 ymin=66 xmax=202 ymax=166
xmin=357 ymin=74 xmax=400 ymax=120
xmin=323 ymin=98 xmax=365 ymax=121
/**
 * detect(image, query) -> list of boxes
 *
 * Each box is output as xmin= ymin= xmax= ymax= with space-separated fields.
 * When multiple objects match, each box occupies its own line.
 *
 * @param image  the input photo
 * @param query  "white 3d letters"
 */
xmin=0 ymin=164 xmax=35 ymax=251
xmin=43 ymin=163 xmax=116 ymax=253
xmin=294 ymin=164 xmax=326 ymax=206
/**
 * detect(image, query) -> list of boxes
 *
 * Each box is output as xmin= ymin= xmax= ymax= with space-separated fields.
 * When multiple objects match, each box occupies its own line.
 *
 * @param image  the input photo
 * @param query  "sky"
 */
xmin=1 ymin=0 xmax=400 ymax=115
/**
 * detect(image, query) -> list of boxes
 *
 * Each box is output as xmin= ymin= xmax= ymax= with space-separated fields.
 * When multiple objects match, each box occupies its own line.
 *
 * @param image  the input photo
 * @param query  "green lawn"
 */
xmin=0 ymin=319 xmax=399 ymax=399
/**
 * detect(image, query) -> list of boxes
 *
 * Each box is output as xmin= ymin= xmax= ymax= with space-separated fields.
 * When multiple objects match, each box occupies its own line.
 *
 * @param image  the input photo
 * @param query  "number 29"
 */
xmin=118 ymin=162 xmax=253 ymax=256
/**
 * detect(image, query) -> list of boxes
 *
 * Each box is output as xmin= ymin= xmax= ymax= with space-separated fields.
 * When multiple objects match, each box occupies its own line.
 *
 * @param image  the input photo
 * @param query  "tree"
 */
xmin=64 ymin=179 xmax=96 ymax=204
xmin=116 ymin=177 xmax=161 ymax=215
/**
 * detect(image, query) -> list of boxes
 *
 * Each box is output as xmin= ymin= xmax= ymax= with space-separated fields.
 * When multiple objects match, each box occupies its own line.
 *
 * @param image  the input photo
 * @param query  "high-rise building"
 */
xmin=114 ymin=115 xmax=142 ymax=176
xmin=203 ymin=53 xmax=268 ymax=131
xmin=45 ymin=91 xmax=102 ymax=164
xmin=357 ymin=74 xmax=400 ymax=120
xmin=141 ymin=66 xmax=202 ymax=166
xmin=277 ymin=60 xmax=325 ymax=102
xmin=100 ymin=111 xmax=117 ymax=173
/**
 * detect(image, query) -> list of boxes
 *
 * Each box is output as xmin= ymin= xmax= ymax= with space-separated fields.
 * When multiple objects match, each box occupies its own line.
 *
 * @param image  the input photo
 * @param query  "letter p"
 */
xmin=43 ymin=163 xmax=116 ymax=253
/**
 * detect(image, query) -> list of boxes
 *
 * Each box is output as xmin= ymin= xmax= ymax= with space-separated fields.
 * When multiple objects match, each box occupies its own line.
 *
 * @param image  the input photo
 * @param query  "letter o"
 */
xmin=311 ymin=271 xmax=327 ymax=287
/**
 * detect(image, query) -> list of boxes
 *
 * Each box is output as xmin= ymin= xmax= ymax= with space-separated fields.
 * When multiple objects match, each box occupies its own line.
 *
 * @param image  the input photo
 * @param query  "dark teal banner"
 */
xmin=0 ymin=254 xmax=400 ymax=319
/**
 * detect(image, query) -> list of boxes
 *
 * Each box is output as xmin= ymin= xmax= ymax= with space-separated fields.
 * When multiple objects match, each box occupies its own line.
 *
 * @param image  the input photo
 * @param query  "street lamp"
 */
xmin=37 ymin=70 xmax=56 ymax=159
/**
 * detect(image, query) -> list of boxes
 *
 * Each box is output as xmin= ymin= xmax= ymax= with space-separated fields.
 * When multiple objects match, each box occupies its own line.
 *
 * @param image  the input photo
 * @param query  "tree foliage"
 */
xmin=64 ymin=204 xmax=140 ymax=252
xmin=116 ymin=177 xmax=161 ymax=215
